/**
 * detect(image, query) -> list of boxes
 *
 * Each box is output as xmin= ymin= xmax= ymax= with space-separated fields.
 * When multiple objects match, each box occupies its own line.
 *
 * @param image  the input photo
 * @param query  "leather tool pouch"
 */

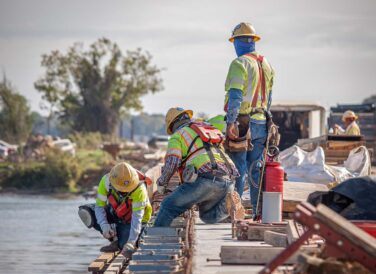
xmin=265 ymin=111 xmax=280 ymax=147
xmin=225 ymin=114 xmax=253 ymax=152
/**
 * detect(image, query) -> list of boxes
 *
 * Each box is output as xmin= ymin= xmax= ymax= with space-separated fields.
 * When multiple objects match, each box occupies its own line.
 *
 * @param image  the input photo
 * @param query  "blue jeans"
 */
xmin=228 ymin=122 xmax=267 ymax=210
xmin=93 ymin=209 xmax=131 ymax=249
xmin=154 ymin=176 xmax=234 ymax=226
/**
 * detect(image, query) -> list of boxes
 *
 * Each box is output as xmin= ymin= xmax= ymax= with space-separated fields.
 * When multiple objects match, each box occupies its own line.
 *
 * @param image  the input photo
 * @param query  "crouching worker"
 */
xmin=154 ymin=107 xmax=244 ymax=227
xmin=78 ymin=162 xmax=152 ymax=259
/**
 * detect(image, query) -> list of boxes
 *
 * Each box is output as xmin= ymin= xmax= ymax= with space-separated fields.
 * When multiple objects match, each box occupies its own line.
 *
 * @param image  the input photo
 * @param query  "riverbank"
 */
xmin=0 ymin=148 xmax=112 ymax=194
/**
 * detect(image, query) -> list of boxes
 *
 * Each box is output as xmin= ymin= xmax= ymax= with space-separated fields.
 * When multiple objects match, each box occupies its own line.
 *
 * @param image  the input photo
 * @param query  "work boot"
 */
xmin=100 ymin=240 xmax=119 ymax=252
xmin=226 ymin=191 xmax=245 ymax=221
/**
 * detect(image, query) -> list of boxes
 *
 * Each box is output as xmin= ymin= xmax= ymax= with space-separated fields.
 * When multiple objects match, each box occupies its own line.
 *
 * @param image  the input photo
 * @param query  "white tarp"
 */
xmin=279 ymin=145 xmax=371 ymax=184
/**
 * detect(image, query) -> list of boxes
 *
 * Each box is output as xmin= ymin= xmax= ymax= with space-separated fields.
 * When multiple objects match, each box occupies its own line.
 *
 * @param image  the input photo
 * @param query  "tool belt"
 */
xmin=199 ymin=172 xmax=232 ymax=183
xmin=225 ymin=114 xmax=253 ymax=152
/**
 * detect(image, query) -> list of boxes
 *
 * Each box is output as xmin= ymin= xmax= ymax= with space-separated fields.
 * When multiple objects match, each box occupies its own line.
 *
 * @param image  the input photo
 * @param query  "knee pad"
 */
xmin=78 ymin=204 xmax=96 ymax=228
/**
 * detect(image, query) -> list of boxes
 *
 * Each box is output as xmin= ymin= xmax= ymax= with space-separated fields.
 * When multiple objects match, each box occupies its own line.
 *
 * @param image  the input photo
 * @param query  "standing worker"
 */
xmin=78 ymin=162 xmax=152 ymax=259
xmin=224 ymin=22 xmax=275 ymax=214
xmin=334 ymin=110 xmax=361 ymax=136
xmin=154 ymin=107 xmax=244 ymax=226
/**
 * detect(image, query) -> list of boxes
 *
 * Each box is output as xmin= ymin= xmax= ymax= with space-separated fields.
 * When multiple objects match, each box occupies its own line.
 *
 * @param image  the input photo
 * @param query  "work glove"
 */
xmin=121 ymin=242 xmax=135 ymax=260
xmin=157 ymin=177 xmax=167 ymax=195
xmin=100 ymin=223 xmax=116 ymax=240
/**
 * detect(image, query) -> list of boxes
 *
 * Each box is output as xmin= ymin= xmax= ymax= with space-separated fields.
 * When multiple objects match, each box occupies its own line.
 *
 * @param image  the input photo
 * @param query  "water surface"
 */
xmin=0 ymin=195 xmax=107 ymax=274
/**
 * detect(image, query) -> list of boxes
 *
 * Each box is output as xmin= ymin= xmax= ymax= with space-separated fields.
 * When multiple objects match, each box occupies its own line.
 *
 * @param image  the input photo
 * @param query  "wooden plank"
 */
xmin=220 ymin=246 xmax=319 ymax=264
xmin=264 ymin=230 xmax=287 ymax=247
xmin=88 ymin=260 xmax=105 ymax=272
xmin=286 ymin=220 xmax=300 ymax=244
xmin=96 ymin=252 xmax=116 ymax=263
xmin=314 ymin=204 xmax=376 ymax=258
xmin=103 ymin=254 xmax=126 ymax=274
xmin=242 ymin=225 xmax=286 ymax=241
xmin=283 ymin=181 xmax=329 ymax=213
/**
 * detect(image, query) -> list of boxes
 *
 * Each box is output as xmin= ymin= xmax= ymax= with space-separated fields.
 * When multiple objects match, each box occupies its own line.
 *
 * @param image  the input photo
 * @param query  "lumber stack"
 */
xmin=297 ymin=134 xmax=368 ymax=164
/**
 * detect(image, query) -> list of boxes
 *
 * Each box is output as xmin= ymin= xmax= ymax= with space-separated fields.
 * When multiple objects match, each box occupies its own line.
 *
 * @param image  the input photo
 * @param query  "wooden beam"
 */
xmin=88 ymin=261 xmax=105 ymax=272
xmin=264 ymin=230 xmax=288 ymax=247
xmin=220 ymin=246 xmax=319 ymax=265
xmin=286 ymin=220 xmax=300 ymax=244
xmin=96 ymin=252 xmax=116 ymax=263
xmin=238 ymin=224 xmax=286 ymax=241
xmin=283 ymin=181 xmax=328 ymax=213
xmin=103 ymin=254 xmax=126 ymax=274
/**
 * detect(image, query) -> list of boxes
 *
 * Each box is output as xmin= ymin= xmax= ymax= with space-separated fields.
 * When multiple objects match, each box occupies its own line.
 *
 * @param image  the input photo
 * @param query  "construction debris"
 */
xmin=260 ymin=202 xmax=376 ymax=274
xmin=235 ymin=221 xmax=287 ymax=241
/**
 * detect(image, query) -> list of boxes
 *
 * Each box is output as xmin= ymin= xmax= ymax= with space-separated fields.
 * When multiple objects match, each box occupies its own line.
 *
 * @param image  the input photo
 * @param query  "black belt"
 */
xmin=199 ymin=172 xmax=233 ymax=184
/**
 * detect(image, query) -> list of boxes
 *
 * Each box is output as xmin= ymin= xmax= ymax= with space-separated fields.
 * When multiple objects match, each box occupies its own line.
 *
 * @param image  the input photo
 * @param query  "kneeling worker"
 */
xmin=154 ymin=107 xmax=244 ymax=227
xmin=78 ymin=162 xmax=152 ymax=258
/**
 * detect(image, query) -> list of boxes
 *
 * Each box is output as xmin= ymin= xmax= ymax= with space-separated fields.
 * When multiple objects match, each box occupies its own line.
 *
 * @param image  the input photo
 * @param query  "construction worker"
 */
xmin=224 ymin=22 xmax=275 ymax=213
xmin=207 ymin=114 xmax=227 ymax=133
xmin=334 ymin=110 xmax=361 ymax=136
xmin=78 ymin=162 xmax=152 ymax=259
xmin=154 ymin=107 xmax=244 ymax=226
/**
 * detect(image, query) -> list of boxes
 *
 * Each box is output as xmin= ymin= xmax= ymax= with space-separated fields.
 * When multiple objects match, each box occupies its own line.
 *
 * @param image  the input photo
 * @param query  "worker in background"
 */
xmin=334 ymin=110 xmax=361 ymax=136
xmin=154 ymin=107 xmax=244 ymax=226
xmin=224 ymin=22 xmax=275 ymax=213
xmin=207 ymin=114 xmax=227 ymax=134
xmin=78 ymin=162 xmax=152 ymax=259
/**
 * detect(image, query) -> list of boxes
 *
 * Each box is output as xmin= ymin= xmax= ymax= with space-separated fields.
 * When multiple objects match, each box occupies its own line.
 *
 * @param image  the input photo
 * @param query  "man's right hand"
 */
xmin=156 ymin=177 xmax=167 ymax=195
xmin=101 ymin=223 xmax=116 ymax=239
xmin=226 ymin=122 xmax=239 ymax=140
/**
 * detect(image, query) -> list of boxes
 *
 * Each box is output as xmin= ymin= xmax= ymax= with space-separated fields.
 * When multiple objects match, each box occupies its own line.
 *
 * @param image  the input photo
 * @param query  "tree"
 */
xmin=363 ymin=95 xmax=376 ymax=105
xmin=0 ymin=76 xmax=33 ymax=143
xmin=35 ymin=38 xmax=163 ymax=135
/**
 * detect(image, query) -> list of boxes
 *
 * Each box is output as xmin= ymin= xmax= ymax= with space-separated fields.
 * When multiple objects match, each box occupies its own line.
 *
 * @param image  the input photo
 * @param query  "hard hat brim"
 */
xmin=166 ymin=109 xmax=193 ymax=135
xmin=229 ymin=34 xmax=261 ymax=43
xmin=342 ymin=115 xmax=358 ymax=122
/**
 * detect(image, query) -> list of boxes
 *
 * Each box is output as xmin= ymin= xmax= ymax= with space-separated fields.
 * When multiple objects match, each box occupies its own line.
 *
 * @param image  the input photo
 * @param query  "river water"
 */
xmin=0 ymin=195 xmax=107 ymax=274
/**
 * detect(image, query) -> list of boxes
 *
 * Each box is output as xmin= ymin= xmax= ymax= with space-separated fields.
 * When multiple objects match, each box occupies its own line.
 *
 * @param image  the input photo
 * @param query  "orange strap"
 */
xmin=245 ymin=54 xmax=266 ymax=108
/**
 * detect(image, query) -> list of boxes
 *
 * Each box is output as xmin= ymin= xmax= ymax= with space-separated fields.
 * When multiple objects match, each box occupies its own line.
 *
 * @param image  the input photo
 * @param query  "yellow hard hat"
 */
xmin=165 ymin=107 xmax=193 ymax=135
xmin=229 ymin=22 xmax=261 ymax=43
xmin=342 ymin=110 xmax=358 ymax=122
xmin=109 ymin=162 xmax=139 ymax=192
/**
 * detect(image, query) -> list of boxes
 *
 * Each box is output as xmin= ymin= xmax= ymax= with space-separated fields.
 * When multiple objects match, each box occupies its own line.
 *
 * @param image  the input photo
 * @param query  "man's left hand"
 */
xmin=121 ymin=242 xmax=135 ymax=260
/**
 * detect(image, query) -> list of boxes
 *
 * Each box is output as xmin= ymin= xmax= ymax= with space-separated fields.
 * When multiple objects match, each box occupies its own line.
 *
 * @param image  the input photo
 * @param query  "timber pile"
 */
xmin=328 ymin=103 xmax=376 ymax=164
xmin=297 ymin=134 xmax=369 ymax=164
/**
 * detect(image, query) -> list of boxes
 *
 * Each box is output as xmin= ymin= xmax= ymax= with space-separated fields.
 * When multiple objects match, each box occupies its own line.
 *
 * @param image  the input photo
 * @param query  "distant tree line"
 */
xmin=0 ymin=38 xmax=164 ymax=144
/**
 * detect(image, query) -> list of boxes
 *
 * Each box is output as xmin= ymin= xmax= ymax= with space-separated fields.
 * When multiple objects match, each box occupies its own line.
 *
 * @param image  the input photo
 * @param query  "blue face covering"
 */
xmin=234 ymin=38 xmax=255 ymax=57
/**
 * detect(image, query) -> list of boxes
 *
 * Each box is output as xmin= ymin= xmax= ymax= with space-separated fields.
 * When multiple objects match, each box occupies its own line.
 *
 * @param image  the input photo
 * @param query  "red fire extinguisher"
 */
xmin=265 ymin=162 xmax=284 ymax=193
xmin=261 ymin=146 xmax=285 ymax=223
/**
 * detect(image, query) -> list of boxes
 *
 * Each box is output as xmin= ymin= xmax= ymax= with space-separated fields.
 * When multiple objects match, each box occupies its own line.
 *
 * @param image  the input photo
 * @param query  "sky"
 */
xmin=0 ymin=0 xmax=375 ymax=117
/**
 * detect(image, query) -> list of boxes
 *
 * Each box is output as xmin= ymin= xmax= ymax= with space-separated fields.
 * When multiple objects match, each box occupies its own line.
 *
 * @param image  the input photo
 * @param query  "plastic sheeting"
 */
xmin=280 ymin=145 xmax=371 ymax=184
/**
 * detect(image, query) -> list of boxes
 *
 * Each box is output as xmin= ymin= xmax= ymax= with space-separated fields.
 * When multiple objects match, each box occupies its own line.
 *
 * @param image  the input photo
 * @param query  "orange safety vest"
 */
xmin=108 ymin=191 xmax=133 ymax=224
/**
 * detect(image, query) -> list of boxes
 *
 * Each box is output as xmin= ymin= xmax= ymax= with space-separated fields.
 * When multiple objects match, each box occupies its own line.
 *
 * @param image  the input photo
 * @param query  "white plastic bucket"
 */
xmin=262 ymin=191 xmax=282 ymax=223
